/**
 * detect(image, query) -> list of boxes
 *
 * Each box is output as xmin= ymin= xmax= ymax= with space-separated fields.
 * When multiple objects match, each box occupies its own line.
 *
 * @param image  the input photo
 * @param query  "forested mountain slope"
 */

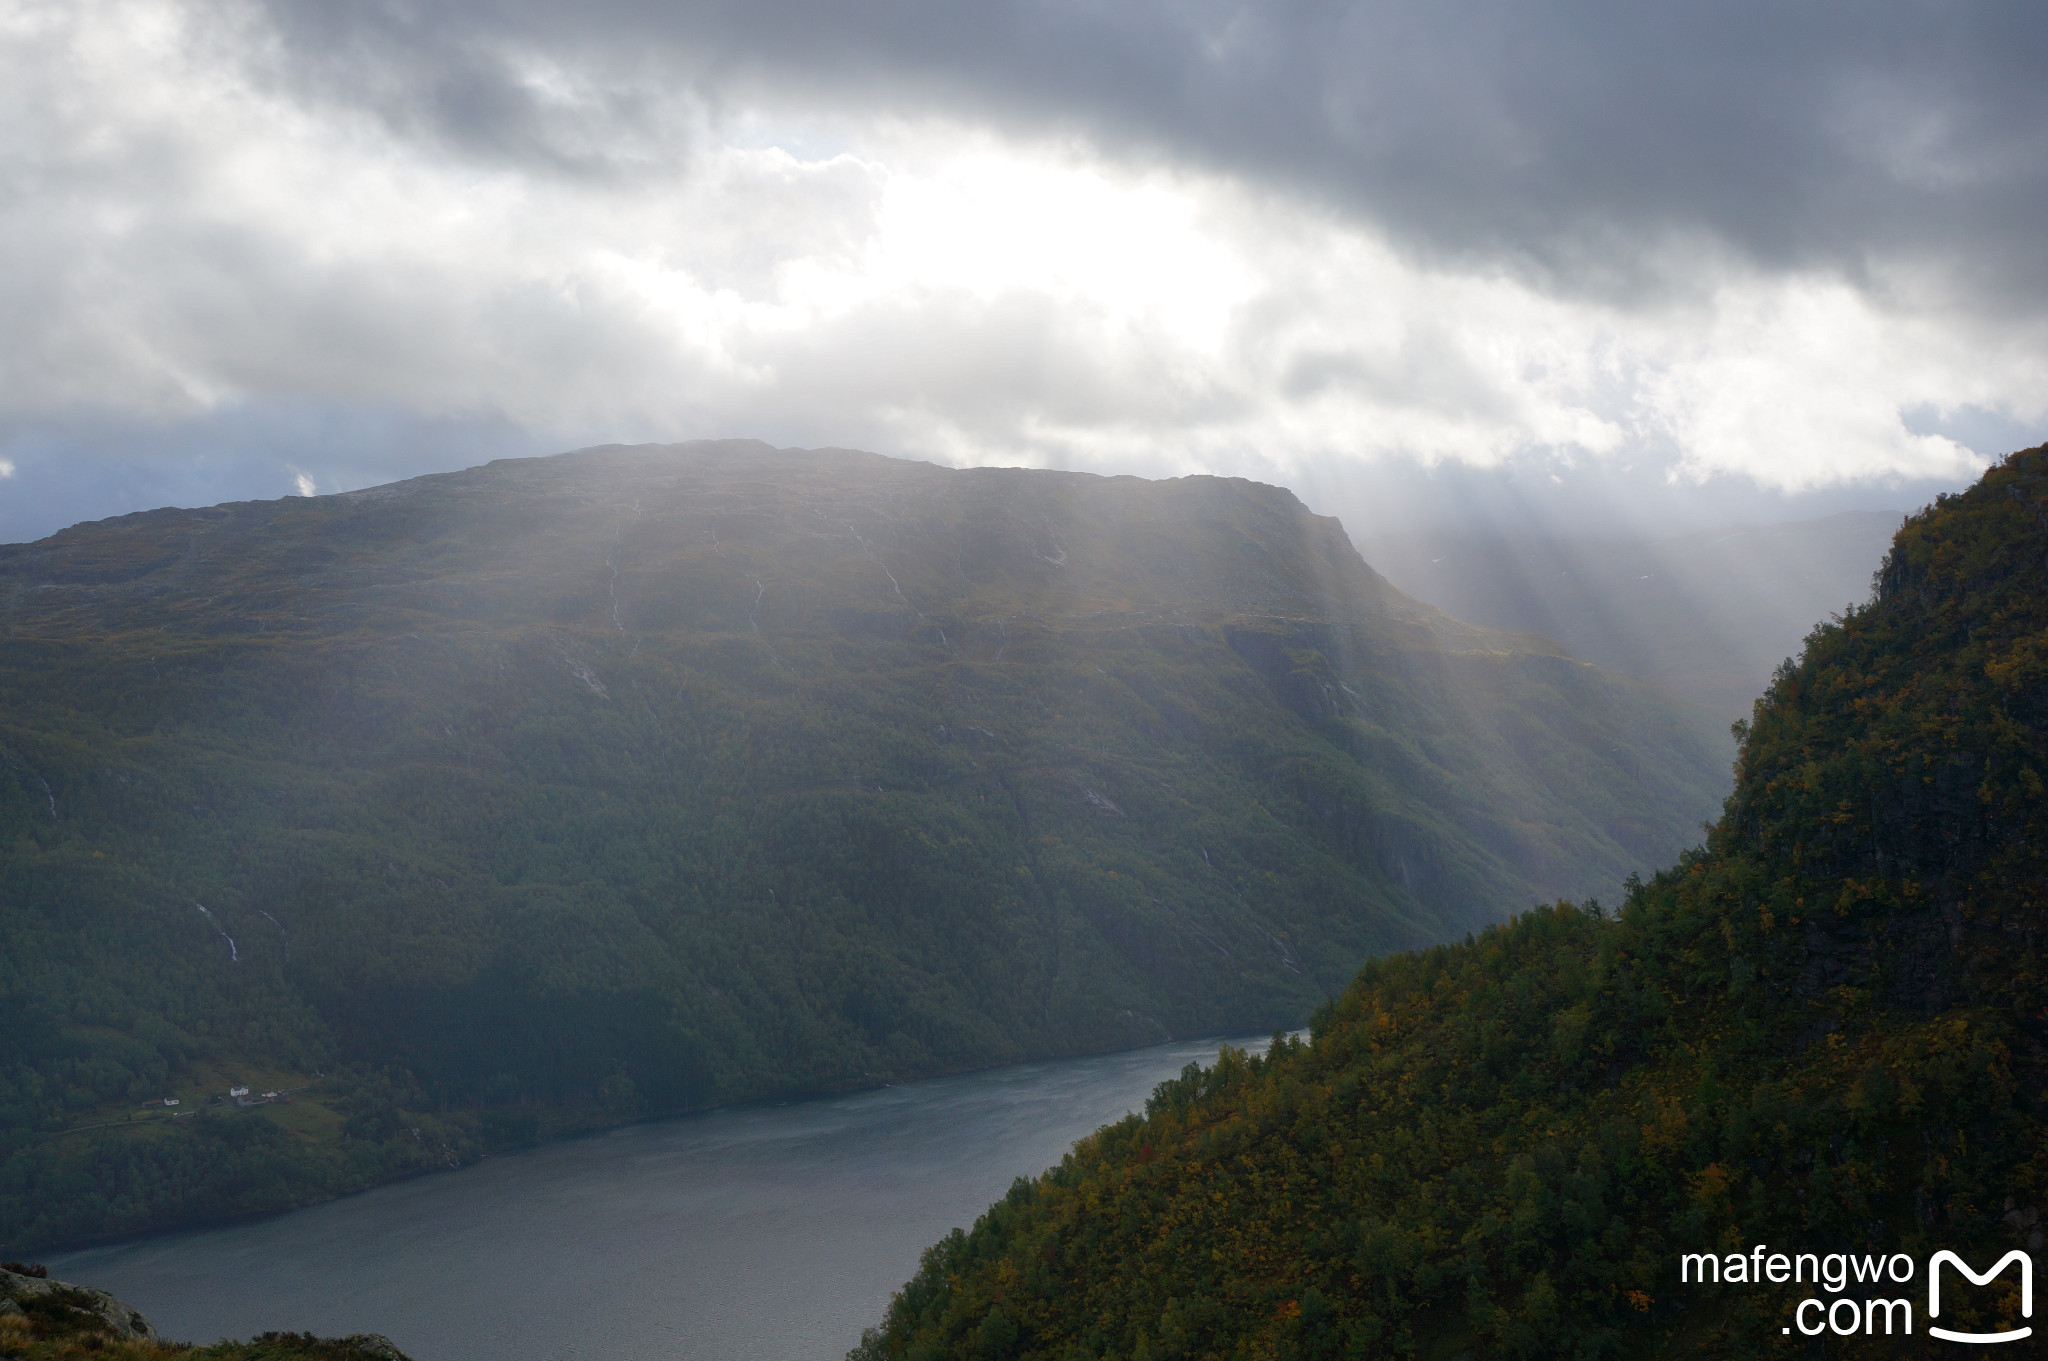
xmin=0 ymin=441 xmax=1723 ymax=1250
xmin=854 ymin=447 xmax=2048 ymax=1360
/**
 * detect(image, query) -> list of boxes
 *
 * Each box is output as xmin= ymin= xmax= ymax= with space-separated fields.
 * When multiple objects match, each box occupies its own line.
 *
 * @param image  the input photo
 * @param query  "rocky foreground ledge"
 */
xmin=1 ymin=1266 xmax=409 ymax=1361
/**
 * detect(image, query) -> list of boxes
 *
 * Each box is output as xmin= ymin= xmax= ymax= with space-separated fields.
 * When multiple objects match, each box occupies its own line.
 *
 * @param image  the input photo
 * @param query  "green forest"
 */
xmin=0 ymin=442 xmax=1725 ymax=1252
xmin=852 ymin=446 xmax=2048 ymax=1359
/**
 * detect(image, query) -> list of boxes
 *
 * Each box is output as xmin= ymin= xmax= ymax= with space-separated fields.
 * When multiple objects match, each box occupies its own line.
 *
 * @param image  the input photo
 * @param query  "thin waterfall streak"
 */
xmin=259 ymin=910 xmax=290 ymax=962
xmin=194 ymin=903 xmax=238 ymax=962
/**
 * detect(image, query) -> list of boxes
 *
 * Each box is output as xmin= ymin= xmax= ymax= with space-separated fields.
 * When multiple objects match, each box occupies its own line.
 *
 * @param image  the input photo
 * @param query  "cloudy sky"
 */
xmin=2 ymin=0 xmax=2044 ymax=543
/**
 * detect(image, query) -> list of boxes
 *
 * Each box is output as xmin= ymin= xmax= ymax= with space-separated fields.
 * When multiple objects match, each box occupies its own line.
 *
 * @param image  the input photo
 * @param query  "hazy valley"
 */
xmin=1365 ymin=511 xmax=1902 ymax=722
xmin=6 ymin=445 xmax=2042 ymax=1361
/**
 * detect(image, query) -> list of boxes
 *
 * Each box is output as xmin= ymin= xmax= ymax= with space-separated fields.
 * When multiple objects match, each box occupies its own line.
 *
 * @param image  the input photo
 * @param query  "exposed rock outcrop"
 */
xmin=1 ymin=1262 xmax=159 ymax=1342
xmin=0 ymin=1264 xmax=413 ymax=1359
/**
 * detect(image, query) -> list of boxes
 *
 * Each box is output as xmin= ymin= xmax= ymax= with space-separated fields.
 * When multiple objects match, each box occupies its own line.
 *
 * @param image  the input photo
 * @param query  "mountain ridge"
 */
xmin=0 ymin=440 xmax=1726 ymax=1251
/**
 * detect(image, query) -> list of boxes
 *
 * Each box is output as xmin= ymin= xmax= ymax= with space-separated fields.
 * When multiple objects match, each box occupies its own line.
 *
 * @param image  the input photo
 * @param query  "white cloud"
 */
xmin=0 ymin=0 xmax=2039 ymax=501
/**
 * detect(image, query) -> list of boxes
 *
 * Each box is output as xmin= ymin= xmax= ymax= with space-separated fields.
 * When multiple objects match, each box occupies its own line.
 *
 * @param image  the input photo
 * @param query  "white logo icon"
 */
xmin=1929 ymin=1250 xmax=2033 ymax=1344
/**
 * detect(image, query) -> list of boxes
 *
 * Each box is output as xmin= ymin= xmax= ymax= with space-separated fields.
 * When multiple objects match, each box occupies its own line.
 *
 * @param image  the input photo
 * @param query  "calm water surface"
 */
xmin=49 ymin=1036 xmax=1261 ymax=1360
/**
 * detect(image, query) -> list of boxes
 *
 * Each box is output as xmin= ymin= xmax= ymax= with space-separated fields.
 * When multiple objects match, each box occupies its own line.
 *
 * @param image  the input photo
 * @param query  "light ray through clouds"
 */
xmin=0 ymin=0 xmax=2044 ymax=544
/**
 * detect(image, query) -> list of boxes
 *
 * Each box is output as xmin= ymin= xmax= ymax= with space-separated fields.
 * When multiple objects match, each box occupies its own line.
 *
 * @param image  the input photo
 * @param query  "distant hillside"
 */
xmin=1364 ymin=511 xmax=1901 ymax=721
xmin=855 ymin=449 xmax=2048 ymax=1359
xmin=0 ymin=442 xmax=1725 ymax=1250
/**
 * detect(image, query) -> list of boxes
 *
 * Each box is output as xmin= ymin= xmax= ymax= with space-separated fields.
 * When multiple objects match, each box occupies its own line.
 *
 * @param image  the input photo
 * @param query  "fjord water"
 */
xmin=49 ymin=1037 xmax=1262 ymax=1360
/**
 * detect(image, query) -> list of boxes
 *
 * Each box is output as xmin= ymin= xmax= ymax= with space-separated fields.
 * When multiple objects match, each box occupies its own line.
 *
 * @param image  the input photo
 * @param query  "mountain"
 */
xmin=1361 ymin=512 xmax=1903 ymax=722
xmin=0 ymin=441 xmax=1726 ymax=1251
xmin=852 ymin=448 xmax=2048 ymax=1359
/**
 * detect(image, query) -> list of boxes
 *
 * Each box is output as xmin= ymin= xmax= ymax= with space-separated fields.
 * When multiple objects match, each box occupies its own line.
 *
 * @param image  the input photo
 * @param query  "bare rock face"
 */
xmin=0 ymin=1262 xmax=159 ymax=1340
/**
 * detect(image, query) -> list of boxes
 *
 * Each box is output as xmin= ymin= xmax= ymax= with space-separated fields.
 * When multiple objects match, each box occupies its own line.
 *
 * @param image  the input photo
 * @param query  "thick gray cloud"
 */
xmin=258 ymin=0 xmax=2048 ymax=307
xmin=1 ymin=0 xmax=2043 ymax=546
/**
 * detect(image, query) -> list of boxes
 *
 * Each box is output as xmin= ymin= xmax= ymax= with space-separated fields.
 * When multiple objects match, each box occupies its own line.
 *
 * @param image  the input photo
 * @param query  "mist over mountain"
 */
xmin=1364 ymin=511 xmax=1902 ymax=720
xmin=0 ymin=441 xmax=1726 ymax=1251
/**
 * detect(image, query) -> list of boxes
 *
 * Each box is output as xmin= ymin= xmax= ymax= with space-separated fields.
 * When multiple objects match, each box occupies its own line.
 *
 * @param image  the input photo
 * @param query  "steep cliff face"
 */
xmin=0 ymin=441 xmax=1725 ymax=1250
xmin=853 ymin=448 xmax=2048 ymax=1360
